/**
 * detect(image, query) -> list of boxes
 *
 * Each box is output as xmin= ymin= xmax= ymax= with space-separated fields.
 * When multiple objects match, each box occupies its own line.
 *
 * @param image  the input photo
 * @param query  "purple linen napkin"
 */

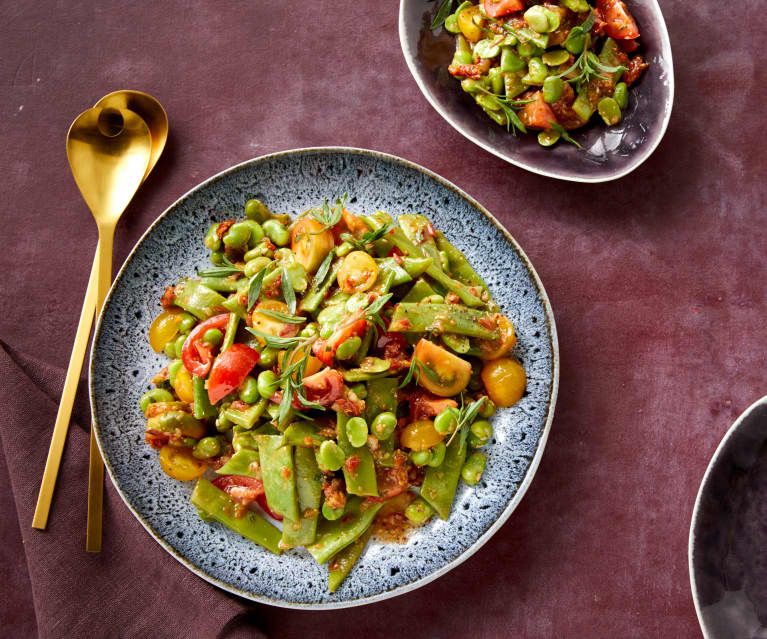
xmin=0 ymin=341 xmax=266 ymax=639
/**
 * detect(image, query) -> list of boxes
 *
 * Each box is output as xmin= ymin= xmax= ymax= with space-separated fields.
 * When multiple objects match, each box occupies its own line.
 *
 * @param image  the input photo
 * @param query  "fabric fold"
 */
xmin=0 ymin=342 xmax=265 ymax=639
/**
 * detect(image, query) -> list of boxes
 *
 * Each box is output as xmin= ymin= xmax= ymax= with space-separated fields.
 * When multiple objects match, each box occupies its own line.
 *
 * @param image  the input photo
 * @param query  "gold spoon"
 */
xmin=31 ymin=106 xmax=151 ymax=552
xmin=33 ymin=93 xmax=167 ymax=538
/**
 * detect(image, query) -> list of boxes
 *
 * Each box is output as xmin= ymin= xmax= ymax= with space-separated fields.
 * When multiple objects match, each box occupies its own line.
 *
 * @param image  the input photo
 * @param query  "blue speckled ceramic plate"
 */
xmin=90 ymin=147 xmax=559 ymax=609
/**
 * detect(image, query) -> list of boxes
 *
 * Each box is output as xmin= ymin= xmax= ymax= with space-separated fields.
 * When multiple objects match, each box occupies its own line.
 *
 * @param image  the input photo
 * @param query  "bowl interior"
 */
xmin=91 ymin=148 xmax=558 ymax=608
xmin=398 ymin=0 xmax=674 ymax=182
xmin=690 ymin=397 xmax=767 ymax=637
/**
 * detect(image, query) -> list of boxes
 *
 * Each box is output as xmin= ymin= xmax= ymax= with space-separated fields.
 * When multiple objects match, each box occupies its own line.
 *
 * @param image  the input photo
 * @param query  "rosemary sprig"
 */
xmin=254 ymin=309 xmax=306 ymax=324
xmin=197 ymin=255 xmax=243 ymax=278
xmin=548 ymin=122 xmax=583 ymax=149
xmin=245 ymin=328 xmax=306 ymax=350
xmin=477 ymin=89 xmax=533 ymax=135
xmin=397 ymin=355 xmax=442 ymax=388
xmin=246 ymin=266 xmax=268 ymax=311
xmin=445 ymin=395 xmax=486 ymax=447
xmin=431 ymin=0 xmax=454 ymax=29
xmin=313 ymin=248 xmax=335 ymax=290
xmin=342 ymin=223 xmax=393 ymax=252
xmin=281 ymin=267 xmax=297 ymax=314
xmin=309 ymin=193 xmax=346 ymax=233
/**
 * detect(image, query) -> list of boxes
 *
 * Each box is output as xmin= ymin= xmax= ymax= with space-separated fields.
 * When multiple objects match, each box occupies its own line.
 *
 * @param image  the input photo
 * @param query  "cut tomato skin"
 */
xmin=484 ymin=0 xmax=523 ymax=17
xmin=596 ymin=0 xmax=640 ymax=39
xmin=207 ymin=343 xmax=260 ymax=404
xmin=519 ymin=92 xmax=559 ymax=131
xmin=181 ymin=313 xmax=230 ymax=377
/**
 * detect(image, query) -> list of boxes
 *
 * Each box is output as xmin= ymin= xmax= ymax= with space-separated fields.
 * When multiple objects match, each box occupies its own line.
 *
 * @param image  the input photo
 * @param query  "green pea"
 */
xmin=210 ymin=250 xmax=225 ymax=266
xmin=244 ymin=256 xmax=271 ymax=278
xmin=262 ymin=219 xmax=289 ymax=247
xmin=478 ymin=397 xmax=496 ymax=418
xmin=468 ymin=420 xmax=493 ymax=447
xmin=167 ymin=359 xmax=183 ymax=386
xmin=163 ymin=340 xmax=177 ymax=358
xmin=544 ymin=7 xmax=561 ymax=31
xmin=223 ymin=222 xmax=251 ymax=249
xmin=257 ymin=370 xmax=279 ymax=399
xmin=349 ymin=382 xmax=367 ymax=400
xmin=346 ymin=417 xmax=368 ymax=448
xmin=193 ymin=436 xmax=222 ymax=459
xmin=241 ymin=220 xmax=265 ymax=248
xmin=237 ymin=376 xmax=259 ymax=404
xmin=244 ymin=198 xmax=271 ymax=223
xmin=244 ymin=241 xmax=274 ymax=261
xmin=598 ymin=97 xmax=621 ymax=126
xmin=336 ymin=336 xmax=362 ymax=361
xmin=299 ymin=322 xmax=319 ymax=338
xmin=543 ymin=76 xmax=564 ymax=104
xmin=258 ymin=347 xmax=277 ymax=368
xmin=318 ymin=440 xmax=345 ymax=472
xmin=173 ymin=334 xmax=188 ymax=359
xmin=411 ymin=450 xmax=432 ymax=467
xmin=522 ymin=57 xmax=548 ymax=85
xmin=427 ymin=442 xmax=446 ymax=468
xmin=204 ymin=223 xmax=221 ymax=251
xmin=202 ymin=329 xmax=222 ymax=347
xmin=501 ymin=47 xmax=526 ymax=73
xmin=322 ymin=501 xmax=345 ymax=521
xmin=445 ymin=13 xmax=460 ymax=33
xmin=371 ymin=412 xmax=397 ymax=440
xmin=177 ymin=312 xmax=197 ymax=334
xmin=538 ymin=129 xmax=561 ymax=147
xmin=434 ymin=407 xmax=459 ymax=435
xmin=524 ymin=5 xmax=550 ymax=33
xmin=139 ymin=388 xmax=174 ymax=413
xmin=542 ymin=49 xmax=570 ymax=67
xmin=405 ymin=497 xmax=435 ymax=525
xmin=319 ymin=326 xmax=333 ymax=340
xmin=461 ymin=452 xmax=487 ymax=486
xmin=613 ymin=82 xmax=628 ymax=110
xmin=565 ymin=33 xmax=585 ymax=55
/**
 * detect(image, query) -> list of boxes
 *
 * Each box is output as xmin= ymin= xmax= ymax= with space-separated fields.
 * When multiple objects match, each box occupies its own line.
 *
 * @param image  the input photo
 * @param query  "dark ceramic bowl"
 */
xmin=689 ymin=395 xmax=767 ymax=637
xmin=90 ymin=147 xmax=559 ymax=608
xmin=399 ymin=0 xmax=673 ymax=182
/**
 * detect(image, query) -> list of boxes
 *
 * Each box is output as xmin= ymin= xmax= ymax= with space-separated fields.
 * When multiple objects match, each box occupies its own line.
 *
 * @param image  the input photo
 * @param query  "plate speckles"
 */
xmin=90 ymin=147 xmax=559 ymax=608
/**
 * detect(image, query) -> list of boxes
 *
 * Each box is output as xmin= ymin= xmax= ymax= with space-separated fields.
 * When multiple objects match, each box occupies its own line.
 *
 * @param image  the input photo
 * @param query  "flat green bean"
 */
xmin=258 ymin=435 xmax=299 ymax=521
xmin=281 ymin=447 xmax=322 ymax=549
xmin=336 ymin=412 xmax=378 ymax=497
xmin=388 ymin=303 xmax=499 ymax=340
xmin=307 ymin=497 xmax=383 ymax=564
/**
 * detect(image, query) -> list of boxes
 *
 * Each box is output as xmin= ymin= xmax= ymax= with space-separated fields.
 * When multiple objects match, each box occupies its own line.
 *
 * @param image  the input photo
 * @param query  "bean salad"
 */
xmin=141 ymin=195 xmax=525 ymax=592
xmin=438 ymin=0 xmax=649 ymax=147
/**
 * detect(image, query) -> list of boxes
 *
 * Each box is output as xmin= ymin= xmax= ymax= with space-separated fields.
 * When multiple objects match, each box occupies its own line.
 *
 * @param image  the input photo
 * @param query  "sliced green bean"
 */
xmin=281 ymin=447 xmax=322 ymax=549
xmin=328 ymin=528 xmax=372 ymax=592
xmin=191 ymin=478 xmax=281 ymax=554
xmin=215 ymin=448 xmax=260 ymax=476
xmin=421 ymin=437 xmax=467 ymax=520
xmin=192 ymin=375 xmax=217 ymax=419
xmin=173 ymin=278 xmax=227 ymax=320
xmin=283 ymin=421 xmax=331 ymax=448
xmin=258 ymin=435 xmax=299 ymax=521
xmin=388 ymin=303 xmax=499 ymax=340
xmin=307 ymin=496 xmax=383 ymax=564
xmin=336 ymin=412 xmax=378 ymax=497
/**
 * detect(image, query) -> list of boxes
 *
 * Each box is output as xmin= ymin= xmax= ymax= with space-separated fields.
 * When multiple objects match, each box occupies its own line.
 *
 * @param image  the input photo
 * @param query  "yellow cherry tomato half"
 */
xmin=291 ymin=217 xmax=334 ymax=274
xmin=158 ymin=445 xmax=206 ymax=481
xmin=251 ymin=300 xmax=298 ymax=346
xmin=479 ymin=314 xmax=517 ymax=360
xmin=481 ymin=357 xmax=526 ymax=407
xmin=401 ymin=420 xmax=445 ymax=451
xmin=278 ymin=347 xmax=323 ymax=380
xmin=337 ymin=251 xmax=379 ymax=294
xmin=172 ymin=365 xmax=196 ymax=404
xmin=457 ymin=5 xmax=483 ymax=42
xmin=413 ymin=338 xmax=472 ymax=397
xmin=149 ymin=310 xmax=182 ymax=353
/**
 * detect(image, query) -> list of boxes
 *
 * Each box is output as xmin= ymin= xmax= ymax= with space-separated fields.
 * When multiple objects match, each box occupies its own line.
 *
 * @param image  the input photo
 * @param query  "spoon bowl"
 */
xmin=95 ymin=90 xmax=169 ymax=180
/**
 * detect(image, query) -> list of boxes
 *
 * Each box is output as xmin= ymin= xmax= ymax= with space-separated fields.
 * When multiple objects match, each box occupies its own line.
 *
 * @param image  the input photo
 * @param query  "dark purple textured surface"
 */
xmin=0 ymin=0 xmax=764 ymax=637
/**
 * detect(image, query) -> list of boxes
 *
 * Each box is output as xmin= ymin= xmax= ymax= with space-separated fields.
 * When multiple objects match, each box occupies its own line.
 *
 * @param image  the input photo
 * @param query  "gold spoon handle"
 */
xmin=86 ymin=226 xmax=115 ymax=552
xmin=32 ymin=244 xmax=100 ymax=530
